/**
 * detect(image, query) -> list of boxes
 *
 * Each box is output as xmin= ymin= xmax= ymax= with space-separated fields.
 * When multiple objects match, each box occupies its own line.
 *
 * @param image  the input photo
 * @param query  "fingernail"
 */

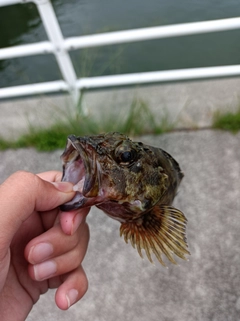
xmin=33 ymin=260 xmax=57 ymax=281
xmin=52 ymin=182 xmax=74 ymax=192
xmin=66 ymin=289 xmax=78 ymax=308
xmin=71 ymin=213 xmax=83 ymax=235
xmin=29 ymin=243 xmax=54 ymax=264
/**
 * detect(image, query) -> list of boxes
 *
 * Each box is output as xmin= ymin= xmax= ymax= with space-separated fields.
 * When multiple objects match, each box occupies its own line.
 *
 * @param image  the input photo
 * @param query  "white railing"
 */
xmin=1 ymin=0 xmax=240 ymax=105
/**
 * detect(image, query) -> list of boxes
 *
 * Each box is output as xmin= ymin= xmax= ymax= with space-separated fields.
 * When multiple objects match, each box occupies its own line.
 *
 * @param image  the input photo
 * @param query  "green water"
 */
xmin=1 ymin=0 xmax=240 ymax=89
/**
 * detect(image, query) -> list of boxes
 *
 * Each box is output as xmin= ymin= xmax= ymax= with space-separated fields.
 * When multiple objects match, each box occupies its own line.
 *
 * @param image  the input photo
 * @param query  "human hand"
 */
xmin=0 ymin=171 xmax=90 ymax=321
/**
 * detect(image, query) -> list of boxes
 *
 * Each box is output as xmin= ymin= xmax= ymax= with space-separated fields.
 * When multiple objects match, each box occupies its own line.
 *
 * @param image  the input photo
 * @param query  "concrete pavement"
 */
xmin=0 ymin=129 xmax=239 ymax=321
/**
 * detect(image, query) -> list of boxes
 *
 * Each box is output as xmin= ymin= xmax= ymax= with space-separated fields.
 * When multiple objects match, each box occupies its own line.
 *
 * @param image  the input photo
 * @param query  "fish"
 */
xmin=60 ymin=132 xmax=190 ymax=266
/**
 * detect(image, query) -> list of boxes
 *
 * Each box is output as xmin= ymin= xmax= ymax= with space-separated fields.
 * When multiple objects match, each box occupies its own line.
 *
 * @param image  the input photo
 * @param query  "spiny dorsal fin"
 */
xmin=120 ymin=205 xmax=190 ymax=266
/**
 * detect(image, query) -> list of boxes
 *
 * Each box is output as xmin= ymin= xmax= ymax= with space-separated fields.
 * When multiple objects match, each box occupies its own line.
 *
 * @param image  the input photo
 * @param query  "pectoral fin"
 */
xmin=120 ymin=205 xmax=190 ymax=266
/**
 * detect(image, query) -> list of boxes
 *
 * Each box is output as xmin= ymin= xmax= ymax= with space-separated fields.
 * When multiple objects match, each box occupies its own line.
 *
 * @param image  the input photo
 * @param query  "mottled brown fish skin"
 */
xmin=61 ymin=132 xmax=189 ymax=266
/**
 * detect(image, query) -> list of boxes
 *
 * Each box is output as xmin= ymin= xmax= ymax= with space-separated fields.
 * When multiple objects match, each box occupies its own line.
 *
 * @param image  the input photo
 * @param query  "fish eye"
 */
xmin=121 ymin=151 xmax=133 ymax=162
xmin=115 ymin=148 xmax=137 ymax=166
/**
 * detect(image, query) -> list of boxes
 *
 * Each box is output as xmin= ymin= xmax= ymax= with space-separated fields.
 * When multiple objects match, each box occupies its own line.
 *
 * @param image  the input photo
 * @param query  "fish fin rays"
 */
xmin=120 ymin=205 xmax=190 ymax=266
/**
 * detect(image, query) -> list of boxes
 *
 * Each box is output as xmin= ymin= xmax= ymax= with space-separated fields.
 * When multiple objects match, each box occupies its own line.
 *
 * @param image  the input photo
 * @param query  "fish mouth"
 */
xmin=60 ymin=135 xmax=100 ymax=211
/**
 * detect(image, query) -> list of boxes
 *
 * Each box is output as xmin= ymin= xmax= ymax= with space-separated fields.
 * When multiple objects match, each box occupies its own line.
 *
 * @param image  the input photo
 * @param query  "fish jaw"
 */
xmin=60 ymin=135 xmax=105 ymax=211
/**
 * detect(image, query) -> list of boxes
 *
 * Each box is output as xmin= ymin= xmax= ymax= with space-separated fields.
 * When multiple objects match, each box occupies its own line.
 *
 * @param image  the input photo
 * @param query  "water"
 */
xmin=1 ymin=0 xmax=240 ymax=89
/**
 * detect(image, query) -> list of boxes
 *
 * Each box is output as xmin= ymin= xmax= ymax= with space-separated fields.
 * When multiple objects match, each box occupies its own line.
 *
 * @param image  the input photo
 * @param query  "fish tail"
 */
xmin=120 ymin=205 xmax=190 ymax=266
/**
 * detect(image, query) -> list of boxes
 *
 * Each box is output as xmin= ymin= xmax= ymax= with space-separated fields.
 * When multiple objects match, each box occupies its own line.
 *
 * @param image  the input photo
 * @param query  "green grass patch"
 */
xmin=213 ymin=108 xmax=240 ymax=133
xmin=0 ymin=99 xmax=173 ymax=151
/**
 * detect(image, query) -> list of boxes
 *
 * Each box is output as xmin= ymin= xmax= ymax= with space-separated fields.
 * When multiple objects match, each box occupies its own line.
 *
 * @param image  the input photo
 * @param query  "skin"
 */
xmin=0 ymin=171 xmax=90 ymax=321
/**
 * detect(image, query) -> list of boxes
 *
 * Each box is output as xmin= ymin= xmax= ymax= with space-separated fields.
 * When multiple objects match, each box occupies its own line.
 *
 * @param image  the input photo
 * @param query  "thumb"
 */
xmin=0 ymin=171 xmax=75 ymax=253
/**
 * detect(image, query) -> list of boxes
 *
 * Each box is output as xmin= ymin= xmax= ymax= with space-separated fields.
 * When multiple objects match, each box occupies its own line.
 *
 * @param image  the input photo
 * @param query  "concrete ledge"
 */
xmin=0 ymin=77 xmax=240 ymax=140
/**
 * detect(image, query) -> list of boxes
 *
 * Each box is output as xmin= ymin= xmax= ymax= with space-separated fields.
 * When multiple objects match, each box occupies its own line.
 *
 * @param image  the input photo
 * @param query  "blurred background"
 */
xmin=1 ymin=0 xmax=240 ymax=144
xmin=1 ymin=0 xmax=240 ymax=87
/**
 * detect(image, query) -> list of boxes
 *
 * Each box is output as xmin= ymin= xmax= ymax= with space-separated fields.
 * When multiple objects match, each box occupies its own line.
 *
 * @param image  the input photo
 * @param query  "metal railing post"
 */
xmin=33 ymin=0 xmax=80 ymax=105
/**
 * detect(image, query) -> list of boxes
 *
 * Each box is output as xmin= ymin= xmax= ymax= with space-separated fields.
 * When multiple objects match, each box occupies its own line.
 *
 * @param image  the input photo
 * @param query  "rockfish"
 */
xmin=60 ymin=132 xmax=189 ymax=266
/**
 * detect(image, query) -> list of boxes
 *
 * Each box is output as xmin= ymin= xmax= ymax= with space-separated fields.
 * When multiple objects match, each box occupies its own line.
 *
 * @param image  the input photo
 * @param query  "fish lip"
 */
xmin=60 ymin=135 xmax=99 ymax=210
xmin=60 ymin=198 xmax=86 ymax=211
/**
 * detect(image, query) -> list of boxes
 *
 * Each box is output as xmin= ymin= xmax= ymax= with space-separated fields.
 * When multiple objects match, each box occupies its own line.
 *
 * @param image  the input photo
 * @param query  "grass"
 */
xmin=2 ymin=97 xmax=240 ymax=152
xmin=0 ymin=98 xmax=173 ymax=151
xmin=213 ymin=108 xmax=240 ymax=133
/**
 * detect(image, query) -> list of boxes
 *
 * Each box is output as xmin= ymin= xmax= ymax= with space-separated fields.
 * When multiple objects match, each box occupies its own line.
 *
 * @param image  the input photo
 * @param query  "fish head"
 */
xmin=60 ymin=132 xmax=183 ymax=216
